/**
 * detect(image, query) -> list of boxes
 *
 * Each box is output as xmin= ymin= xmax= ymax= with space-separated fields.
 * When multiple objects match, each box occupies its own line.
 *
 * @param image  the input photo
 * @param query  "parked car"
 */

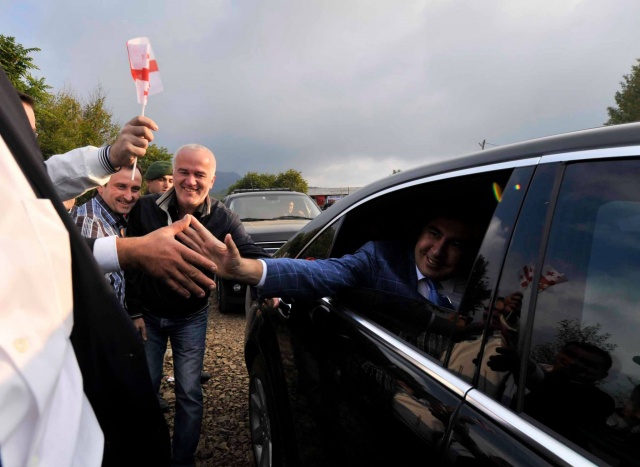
xmin=218 ymin=188 xmax=321 ymax=313
xmin=244 ymin=123 xmax=640 ymax=467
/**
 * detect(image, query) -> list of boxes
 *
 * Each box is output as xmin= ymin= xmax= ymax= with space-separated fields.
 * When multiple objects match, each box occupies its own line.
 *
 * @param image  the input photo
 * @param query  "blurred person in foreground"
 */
xmin=1 ymin=77 xmax=216 ymax=466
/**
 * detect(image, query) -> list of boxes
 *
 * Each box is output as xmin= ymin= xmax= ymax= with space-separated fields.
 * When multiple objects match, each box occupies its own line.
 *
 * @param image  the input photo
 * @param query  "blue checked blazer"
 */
xmin=261 ymin=240 xmax=426 ymax=302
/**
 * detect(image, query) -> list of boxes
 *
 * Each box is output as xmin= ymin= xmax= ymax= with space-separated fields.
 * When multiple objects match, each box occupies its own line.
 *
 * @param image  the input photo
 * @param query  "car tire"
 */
xmin=249 ymin=354 xmax=286 ymax=467
xmin=217 ymin=278 xmax=231 ymax=314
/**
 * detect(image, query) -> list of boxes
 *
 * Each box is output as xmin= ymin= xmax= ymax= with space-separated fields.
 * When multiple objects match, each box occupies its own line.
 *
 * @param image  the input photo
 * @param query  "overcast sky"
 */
xmin=4 ymin=0 xmax=640 ymax=187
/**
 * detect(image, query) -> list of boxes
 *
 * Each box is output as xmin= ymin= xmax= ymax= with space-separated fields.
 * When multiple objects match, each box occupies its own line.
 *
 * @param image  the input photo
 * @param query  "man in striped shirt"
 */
xmin=71 ymin=165 xmax=142 ymax=306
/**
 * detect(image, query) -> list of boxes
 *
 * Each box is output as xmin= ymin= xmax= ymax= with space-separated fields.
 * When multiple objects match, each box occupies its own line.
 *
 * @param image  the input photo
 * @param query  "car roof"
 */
xmin=224 ymin=189 xmax=308 ymax=200
xmin=330 ymin=122 xmax=640 ymax=211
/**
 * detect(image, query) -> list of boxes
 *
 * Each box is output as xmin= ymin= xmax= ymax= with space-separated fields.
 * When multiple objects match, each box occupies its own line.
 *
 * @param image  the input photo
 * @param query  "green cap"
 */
xmin=144 ymin=161 xmax=173 ymax=180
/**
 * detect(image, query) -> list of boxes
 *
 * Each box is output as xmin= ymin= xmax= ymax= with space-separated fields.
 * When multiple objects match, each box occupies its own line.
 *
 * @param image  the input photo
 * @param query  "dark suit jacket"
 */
xmin=0 ymin=70 xmax=170 ymax=466
xmin=261 ymin=240 xmax=425 ymax=302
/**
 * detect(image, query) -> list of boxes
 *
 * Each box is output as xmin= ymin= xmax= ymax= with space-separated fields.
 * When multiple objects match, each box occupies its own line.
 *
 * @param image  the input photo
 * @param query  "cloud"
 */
xmin=5 ymin=0 xmax=640 ymax=187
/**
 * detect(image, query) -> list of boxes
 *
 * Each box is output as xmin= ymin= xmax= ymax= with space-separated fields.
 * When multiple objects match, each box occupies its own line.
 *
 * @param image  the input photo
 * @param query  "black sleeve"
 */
xmin=86 ymin=237 xmax=97 ymax=251
xmin=124 ymin=200 xmax=145 ymax=319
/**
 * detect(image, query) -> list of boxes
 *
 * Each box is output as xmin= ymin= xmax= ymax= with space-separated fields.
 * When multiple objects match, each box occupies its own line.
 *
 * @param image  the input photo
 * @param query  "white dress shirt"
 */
xmin=0 ymin=136 xmax=103 ymax=467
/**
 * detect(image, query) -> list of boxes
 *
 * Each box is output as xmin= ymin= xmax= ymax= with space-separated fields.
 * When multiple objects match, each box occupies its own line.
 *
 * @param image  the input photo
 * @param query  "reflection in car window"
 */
xmin=462 ymin=164 xmax=555 ymax=401
xmin=297 ymin=222 xmax=340 ymax=260
xmin=339 ymin=288 xmax=460 ymax=364
xmin=524 ymin=159 xmax=640 ymax=466
xmin=444 ymin=166 xmax=537 ymax=394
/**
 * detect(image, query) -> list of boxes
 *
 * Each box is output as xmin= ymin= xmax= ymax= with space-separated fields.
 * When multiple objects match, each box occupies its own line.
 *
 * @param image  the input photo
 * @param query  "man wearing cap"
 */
xmin=145 ymin=160 xmax=173 ymax=194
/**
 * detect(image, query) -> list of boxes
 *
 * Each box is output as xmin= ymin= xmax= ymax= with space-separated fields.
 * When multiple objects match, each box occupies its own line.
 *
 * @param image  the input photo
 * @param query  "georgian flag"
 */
xmin=519 ymin=263 xmax=567 ymax=291
xmin=519 ymin=264 xmax=534 ymax=289
xmin=126 ymin=37 xmax=163 ymax=105
xmin=538 ymin=266 xmax=568 ymax=291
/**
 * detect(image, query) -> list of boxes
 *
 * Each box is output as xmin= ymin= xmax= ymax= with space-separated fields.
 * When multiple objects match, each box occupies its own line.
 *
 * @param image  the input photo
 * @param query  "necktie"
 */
xmin=421 ymin=278 xmax=453 ymax=309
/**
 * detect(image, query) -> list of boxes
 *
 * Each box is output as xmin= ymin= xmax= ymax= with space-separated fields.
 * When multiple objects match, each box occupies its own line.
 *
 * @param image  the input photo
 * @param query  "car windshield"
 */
xmin=228 ymin=193 xmax=322 ymax=221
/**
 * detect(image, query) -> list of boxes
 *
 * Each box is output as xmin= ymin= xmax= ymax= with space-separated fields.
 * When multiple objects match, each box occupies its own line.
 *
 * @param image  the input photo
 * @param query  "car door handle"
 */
xmin=277 ymin=299 xmax=292 ymax=319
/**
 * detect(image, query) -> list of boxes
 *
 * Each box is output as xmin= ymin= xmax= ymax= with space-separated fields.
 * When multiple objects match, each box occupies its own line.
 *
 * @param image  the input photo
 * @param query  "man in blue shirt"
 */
xmin=72 ymin=165 xmax=142 ymax=306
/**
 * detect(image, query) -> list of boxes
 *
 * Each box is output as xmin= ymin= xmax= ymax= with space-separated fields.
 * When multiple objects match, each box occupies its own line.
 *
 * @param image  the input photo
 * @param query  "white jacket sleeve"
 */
xmin=45 ymin=145 xmax=117 ymax=200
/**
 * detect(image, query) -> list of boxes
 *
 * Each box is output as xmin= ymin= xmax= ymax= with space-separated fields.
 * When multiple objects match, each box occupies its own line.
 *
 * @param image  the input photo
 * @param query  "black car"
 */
xmin=244 ymin=123 xmax=640 ymax=467
xmin=218 ymin=189 xmax=321 ymax=313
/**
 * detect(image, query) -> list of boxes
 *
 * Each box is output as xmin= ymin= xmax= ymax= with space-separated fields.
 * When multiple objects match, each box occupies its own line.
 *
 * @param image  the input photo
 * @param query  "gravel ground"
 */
xmin=160 ymin=298 xmax=254 ymax=467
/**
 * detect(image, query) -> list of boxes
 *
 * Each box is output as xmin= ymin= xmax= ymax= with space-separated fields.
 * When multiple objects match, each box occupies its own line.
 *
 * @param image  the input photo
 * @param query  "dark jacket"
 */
xmin=125 ymin=193 xmax=269 ymax=318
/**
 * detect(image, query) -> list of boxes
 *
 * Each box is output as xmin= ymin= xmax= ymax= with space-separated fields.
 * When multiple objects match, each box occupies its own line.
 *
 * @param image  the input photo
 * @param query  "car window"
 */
xmin=298 ymin=222 xmax=340 ymax=260
xmin=327 ymin=168 xmax=515 ymax=364
xmin=461 ymin=164 xmax=557 ymax=403
xmin=228 ymin=193 xmax=321 ymax=220
xmin=443 ymin=166 xmax=538 ymax=392
xmin=520 ymin=159 xmax=640 ymax=466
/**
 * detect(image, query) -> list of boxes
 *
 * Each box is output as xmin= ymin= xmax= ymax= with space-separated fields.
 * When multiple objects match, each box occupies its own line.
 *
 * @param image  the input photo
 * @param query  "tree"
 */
xmin=227 ymin=169 xmax=308 ymax=194
xmin=35 ymin=85 xmax=123 ymax=206
xmin=606 ymin=58 xmax=640 ymax=125
xmin=37 ymin=85 xmax=120 ymax=160
xmin=0 ymin=35 xmax=51 ymax=101
xmin=274 ymin=169 xmax=308 ymax=193
xmin=458 ymin=254 xmax=491 ymax=318
xmin=531 ymin=319 xmax=617 ymax=366
xmin=138 ymin=143 xmax=173 ymax=194
xmin=138 ymin=144 xmax=173 ymax=175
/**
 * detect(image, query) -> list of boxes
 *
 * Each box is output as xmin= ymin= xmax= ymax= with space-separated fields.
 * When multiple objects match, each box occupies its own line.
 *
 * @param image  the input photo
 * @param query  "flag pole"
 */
xmin=131 ymin=102 xmax=146 ymax=180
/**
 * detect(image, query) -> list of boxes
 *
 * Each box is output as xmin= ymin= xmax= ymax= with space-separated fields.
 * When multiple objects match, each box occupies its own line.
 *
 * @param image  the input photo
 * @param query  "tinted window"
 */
xmin=524 ymin=159 xmax=640 ymax=466
xmin=444 ymin=166 xmax=537 ymax=394
xmin=330 ymin=169 xmax=514 ymax=363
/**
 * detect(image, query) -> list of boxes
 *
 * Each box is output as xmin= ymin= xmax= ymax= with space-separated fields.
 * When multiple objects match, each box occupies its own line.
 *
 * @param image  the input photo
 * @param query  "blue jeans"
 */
xmin=144 ymin=309 xmax=208 ymax=467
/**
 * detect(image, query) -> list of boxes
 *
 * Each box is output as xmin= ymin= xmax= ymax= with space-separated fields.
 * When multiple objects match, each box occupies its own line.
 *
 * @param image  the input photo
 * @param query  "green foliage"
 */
xmin=459 ymin=254 xmax=492 ymax=317
xmin=606 ymin=58 xmax=640 ymax=125
xmin=0 ymin=35 xmax=51 ymax=101
xmin=227 ymin=169 xmax=308 ymax=194
xmin=139 ymin=144 xmax=173 ymax=174
xmin=139 ymin=144 xmax=173 ymax=193
xmin=37 ymin=85 xmax=120 ymax=160
xmin=275 ymin=169 xmax=308 ymax=193
xmin=530 ymin=319 xmax=617 ymax=366
xmin=36 ymin=85 xmax=121 ymax=206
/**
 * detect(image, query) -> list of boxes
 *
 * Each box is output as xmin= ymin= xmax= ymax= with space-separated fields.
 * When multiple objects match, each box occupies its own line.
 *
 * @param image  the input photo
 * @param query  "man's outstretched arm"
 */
xmin=177 ymin=215 xmax=264 ymax=286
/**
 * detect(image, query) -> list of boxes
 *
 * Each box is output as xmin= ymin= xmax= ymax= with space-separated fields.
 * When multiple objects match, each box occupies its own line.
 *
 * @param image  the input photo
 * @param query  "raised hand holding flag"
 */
xmin=126 ymin=37 xmax=163 ymax=177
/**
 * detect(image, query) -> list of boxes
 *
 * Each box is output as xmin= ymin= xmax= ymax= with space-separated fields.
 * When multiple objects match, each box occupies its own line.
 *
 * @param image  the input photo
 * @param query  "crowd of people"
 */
xmin=3 ymin=64 xmax=635 ymax=467
xmin=3 ymin=69 xmax=478 ymax=465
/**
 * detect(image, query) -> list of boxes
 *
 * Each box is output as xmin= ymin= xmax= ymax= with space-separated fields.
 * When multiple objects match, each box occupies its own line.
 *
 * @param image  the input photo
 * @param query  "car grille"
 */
xmin=257 ymin=241 xmax=286 ymax=256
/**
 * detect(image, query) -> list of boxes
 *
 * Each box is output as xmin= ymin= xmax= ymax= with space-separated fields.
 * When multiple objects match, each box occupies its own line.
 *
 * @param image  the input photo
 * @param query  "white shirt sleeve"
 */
xmin=93 ymin=236 xmax=121 ymax=273
xmin=256 ymin=259 xmax=268 ymax=287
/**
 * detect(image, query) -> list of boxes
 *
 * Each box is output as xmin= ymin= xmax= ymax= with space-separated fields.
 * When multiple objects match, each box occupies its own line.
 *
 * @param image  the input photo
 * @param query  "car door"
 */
xmin=269 ymin=165 xmax=527 ymax=465
xmin=444 ymin=151 xmax=640 ymax=466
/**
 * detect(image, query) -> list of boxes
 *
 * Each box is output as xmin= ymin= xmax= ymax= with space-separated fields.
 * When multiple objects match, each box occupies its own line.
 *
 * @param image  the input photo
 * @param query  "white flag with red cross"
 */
xmin=126 ymin=37 xmax=163 ymax=107
xmin=519 ymin=263 xmax=567 ymax=291
xmin=519 ymin=264 xmax=534 ymax=289
xmin=538 ymin=265 xmax=568 ymax=291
